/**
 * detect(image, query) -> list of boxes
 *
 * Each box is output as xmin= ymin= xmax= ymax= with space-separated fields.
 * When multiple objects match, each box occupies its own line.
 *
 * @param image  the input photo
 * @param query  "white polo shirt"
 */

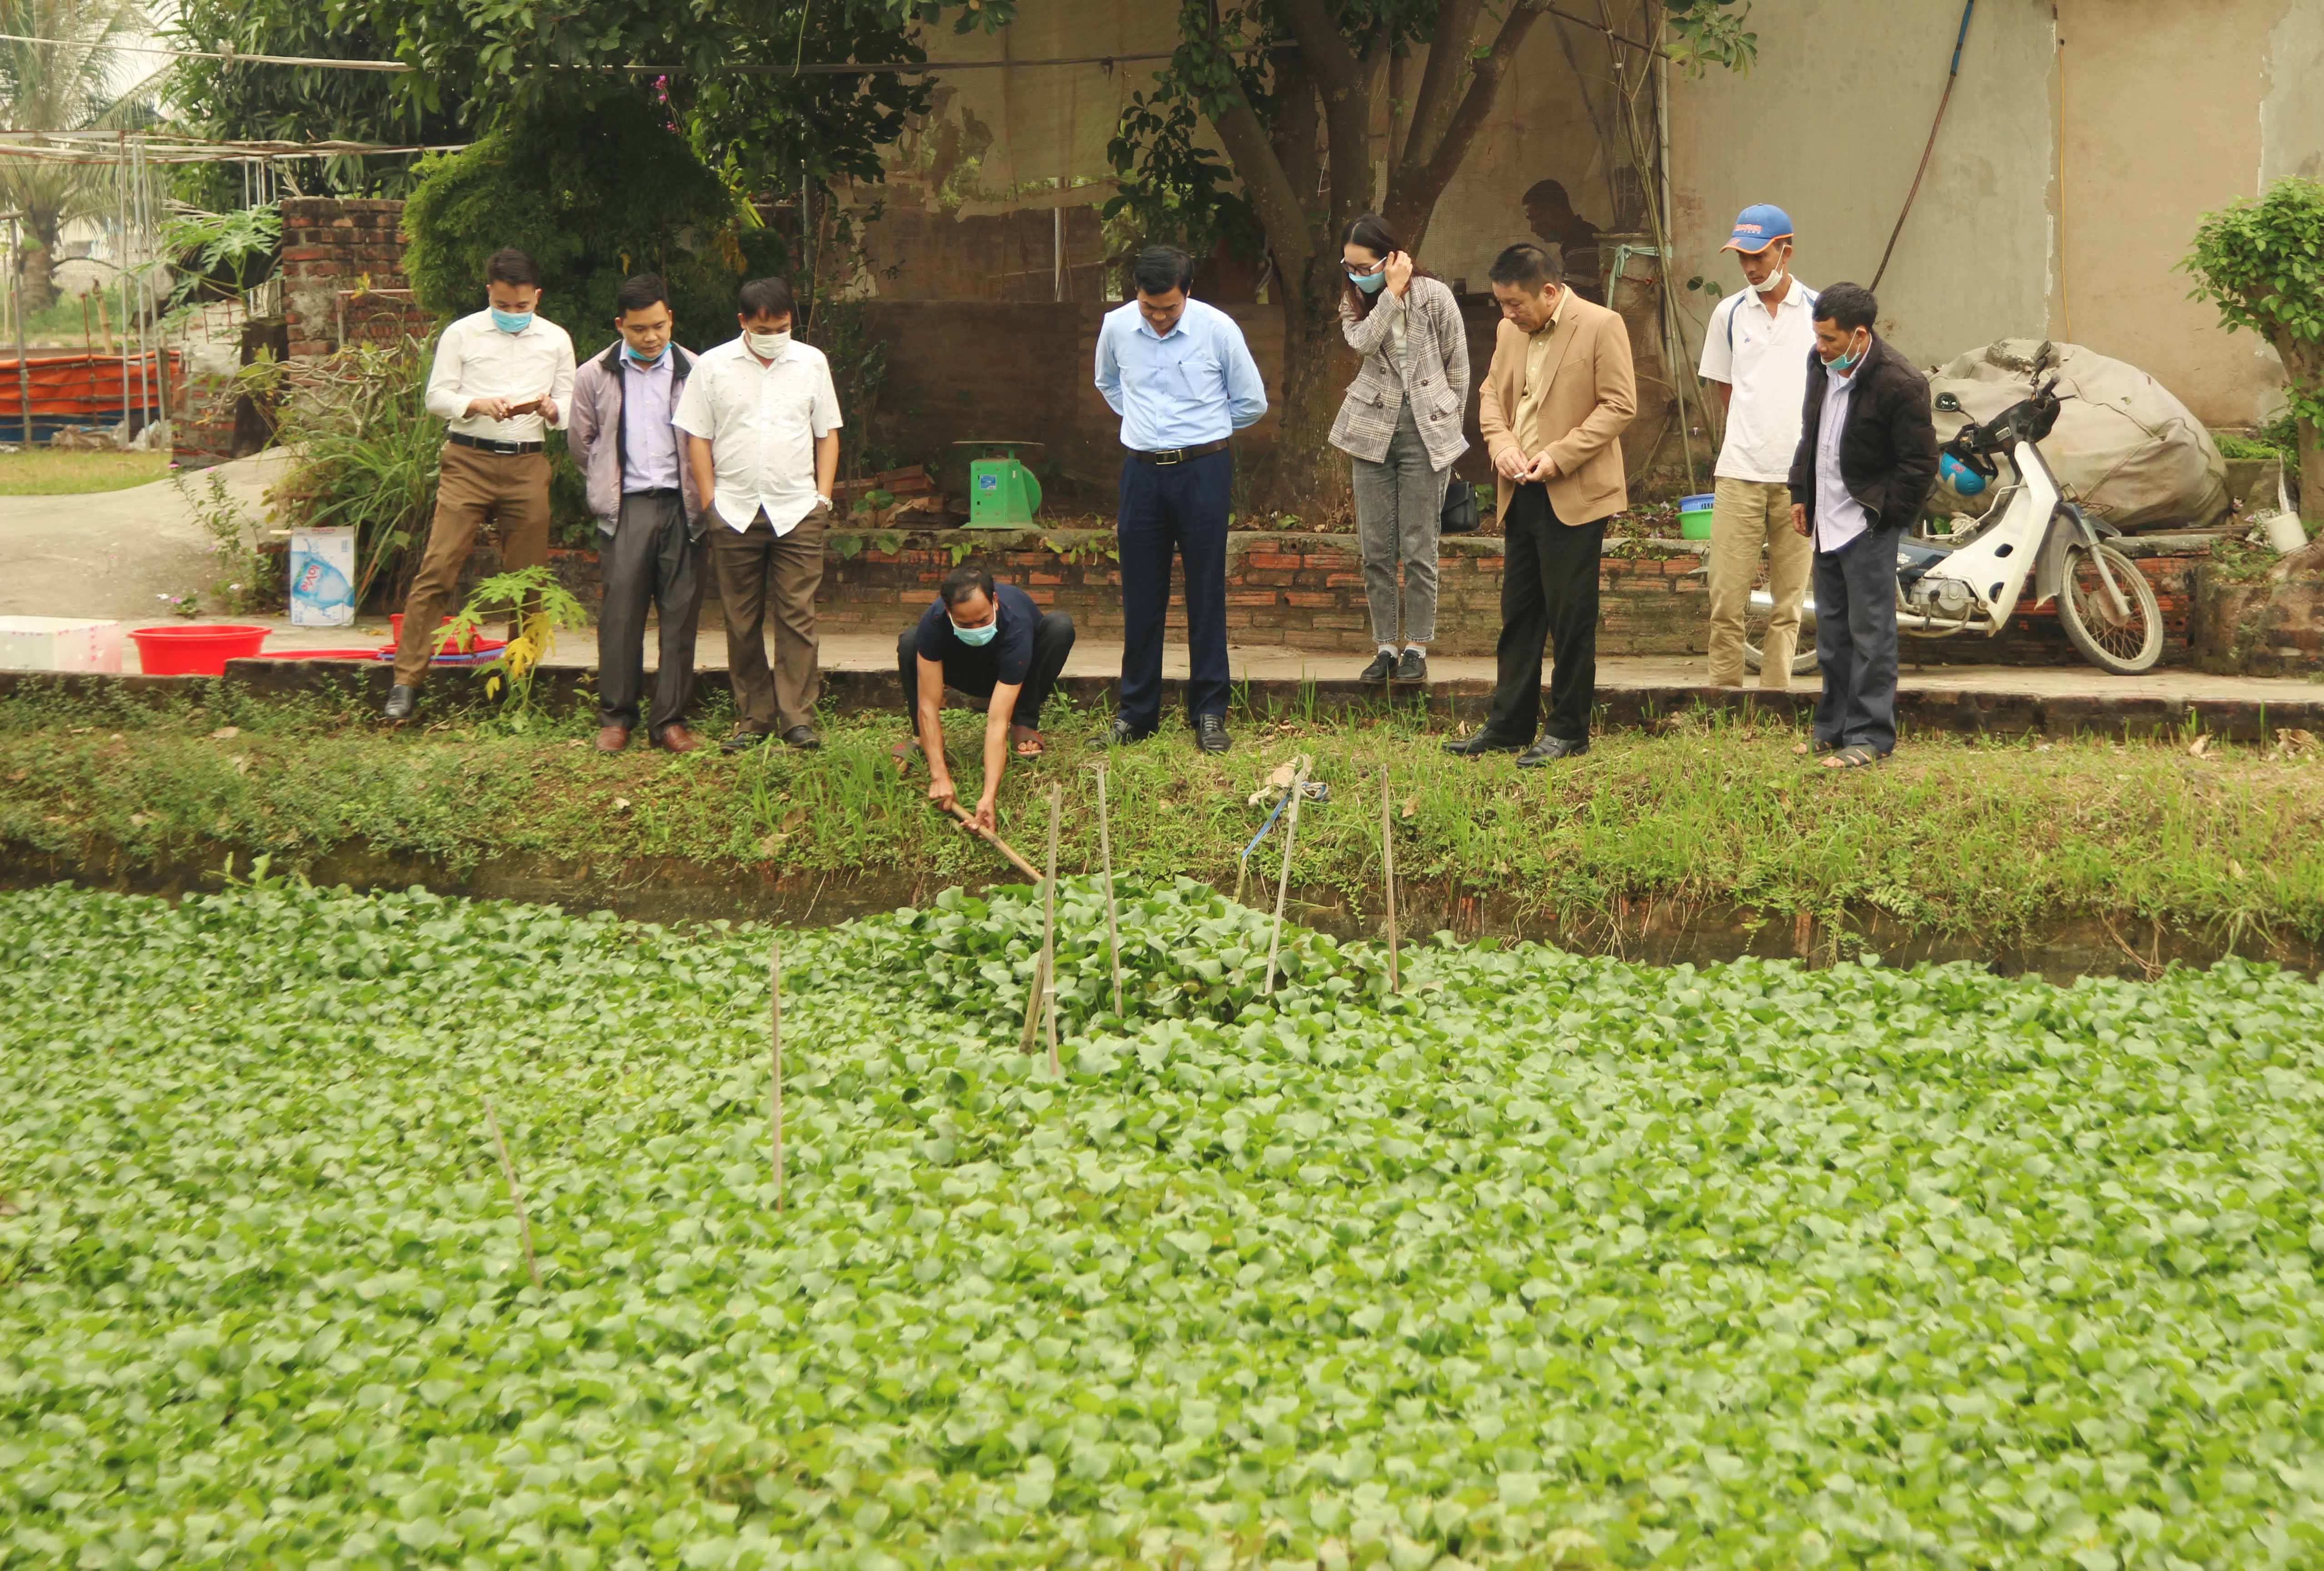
xmin=671 ymin=335 xmax=843 ymax=534
xmin=1698 ymin=278 xmax=1819 ymax=484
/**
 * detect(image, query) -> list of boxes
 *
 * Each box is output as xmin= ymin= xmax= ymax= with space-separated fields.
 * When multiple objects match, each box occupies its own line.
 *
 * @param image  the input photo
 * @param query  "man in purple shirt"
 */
xmin=568 ymin=274 xmax=706 ymax=753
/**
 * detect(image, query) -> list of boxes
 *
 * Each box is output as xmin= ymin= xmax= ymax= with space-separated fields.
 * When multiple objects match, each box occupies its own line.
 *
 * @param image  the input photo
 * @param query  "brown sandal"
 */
xmin=1010 ymin=725 xmax=1045 ymax=758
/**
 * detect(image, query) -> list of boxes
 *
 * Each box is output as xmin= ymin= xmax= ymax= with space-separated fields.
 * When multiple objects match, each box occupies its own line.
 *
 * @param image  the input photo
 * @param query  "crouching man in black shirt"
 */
xmin=894 ymin=566 xmax=1077 ymax=831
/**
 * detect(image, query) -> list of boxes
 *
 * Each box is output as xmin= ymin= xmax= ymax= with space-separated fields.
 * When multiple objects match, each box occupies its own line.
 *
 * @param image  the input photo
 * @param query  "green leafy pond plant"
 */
xmin=5 ymin=877 xmax=2324 ymax=1569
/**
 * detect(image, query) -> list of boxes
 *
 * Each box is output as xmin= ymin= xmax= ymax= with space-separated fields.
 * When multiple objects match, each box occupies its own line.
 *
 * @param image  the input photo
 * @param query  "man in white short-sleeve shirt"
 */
xmin=1697 ymin=203 xmax=1818 ymax=690
xmin=673 ymin=276 xmax=842 ymax=752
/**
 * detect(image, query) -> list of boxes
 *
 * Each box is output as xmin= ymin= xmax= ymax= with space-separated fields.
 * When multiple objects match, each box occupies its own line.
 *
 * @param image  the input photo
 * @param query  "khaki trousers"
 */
xmin=1706 ymin=476 xmax=1813 ymax=690
xmin=392 ymin=443 xmax=551 ymax=685
xmin=709 ymin=502 xmax=828 ymax=735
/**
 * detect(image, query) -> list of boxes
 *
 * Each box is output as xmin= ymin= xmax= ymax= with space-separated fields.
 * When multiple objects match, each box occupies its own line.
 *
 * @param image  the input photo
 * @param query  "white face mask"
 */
xmin=745 ymin=329 xmax=792 ymax=359
xmin=1752 ymin=266 xmax=1788 ymax=295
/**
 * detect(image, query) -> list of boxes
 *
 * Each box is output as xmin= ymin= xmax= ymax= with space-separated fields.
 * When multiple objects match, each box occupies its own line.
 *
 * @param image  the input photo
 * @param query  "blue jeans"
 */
xmin=1116 ymin=449 xmax=1233 ymax=730
xmin=1812 ymin=527 xmax=1901 ymax=754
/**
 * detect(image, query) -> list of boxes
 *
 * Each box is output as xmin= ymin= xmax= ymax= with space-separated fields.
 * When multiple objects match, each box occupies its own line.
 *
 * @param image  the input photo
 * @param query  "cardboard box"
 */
xmin=288 ymin=527 xmax=357 ymax=627
xmin=0 ymin=616 xmax=124 ymax=673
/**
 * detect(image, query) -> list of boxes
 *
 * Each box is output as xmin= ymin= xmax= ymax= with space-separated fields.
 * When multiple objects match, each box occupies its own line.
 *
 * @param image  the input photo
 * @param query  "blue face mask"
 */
xmin=489 ymin=307 xmax=534 ymax=335
xmin=623 ymin=342 xmax=667 ymax=366
xmin=1825 ymin=332 xmax=1867 ymax=374
xmin=1351 ymin=268 xmax=1386 ymax=295
xmin=950 ymin=617 xmax=999 ymax=647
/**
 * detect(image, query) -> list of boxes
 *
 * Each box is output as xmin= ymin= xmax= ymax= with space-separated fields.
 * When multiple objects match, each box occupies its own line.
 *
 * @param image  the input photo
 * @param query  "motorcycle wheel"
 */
xmin=2058 ymin=540 xmax=2163 ymax=675
xmin=1741 ymin=565 xmax=1819 ymax=678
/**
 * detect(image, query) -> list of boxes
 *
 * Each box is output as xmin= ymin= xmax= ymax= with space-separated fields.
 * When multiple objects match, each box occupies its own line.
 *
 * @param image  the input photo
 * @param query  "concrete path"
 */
xmin=181 ymin=614 xmax=2323 ymax=709
xmin=0 ymin=451 xmax=296 ymax=623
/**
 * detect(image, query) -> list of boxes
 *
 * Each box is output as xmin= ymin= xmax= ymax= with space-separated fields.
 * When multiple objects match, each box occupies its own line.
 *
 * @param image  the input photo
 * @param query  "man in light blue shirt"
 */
xmin=1093 ymin=245 xmax=1267 ymax=753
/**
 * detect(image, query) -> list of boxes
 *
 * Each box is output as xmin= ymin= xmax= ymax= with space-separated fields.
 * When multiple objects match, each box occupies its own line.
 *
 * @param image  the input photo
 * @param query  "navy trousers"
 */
xmin=1812 ymin=526 xmax=1902 ymax=754
xmin=1116 ymin=448 xmax=1232 ymax=731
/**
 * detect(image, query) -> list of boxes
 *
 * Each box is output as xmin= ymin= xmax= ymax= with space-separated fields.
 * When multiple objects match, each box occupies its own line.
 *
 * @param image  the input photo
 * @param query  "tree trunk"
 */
xmin=1248 ymin=259 xmax=1356 ymax=519
xmin=18 ymin=245 xmax=56 ymax=318
xmin=2276 ymin=330 xmax=2324 ymax=526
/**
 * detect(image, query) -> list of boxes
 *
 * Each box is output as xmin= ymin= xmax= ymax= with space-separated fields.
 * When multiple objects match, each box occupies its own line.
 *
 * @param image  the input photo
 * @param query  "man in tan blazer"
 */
xmin=1447 ymin=242 xmax=1637 ymax=765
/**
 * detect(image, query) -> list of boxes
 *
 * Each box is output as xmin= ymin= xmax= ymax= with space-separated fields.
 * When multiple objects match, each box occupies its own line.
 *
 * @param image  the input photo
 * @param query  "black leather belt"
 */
xmin=1127 ymin=439 xmax=1230 ymax=465
xmin=626 ymin=487 xmax=681 ymax=499
xmin=448 ymin=432 xmax=543 ymax=455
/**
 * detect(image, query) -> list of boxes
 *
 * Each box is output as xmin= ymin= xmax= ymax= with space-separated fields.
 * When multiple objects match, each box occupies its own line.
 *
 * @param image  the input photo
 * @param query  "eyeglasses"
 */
xmin=1341 ymin=259 xmax=1386 ymax=278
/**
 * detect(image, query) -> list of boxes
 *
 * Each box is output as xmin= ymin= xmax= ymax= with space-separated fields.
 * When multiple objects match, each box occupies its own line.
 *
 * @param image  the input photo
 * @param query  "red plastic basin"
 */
xmin=388 ymin=613 xmax=481 ymax=653
xmin=129 ymin=624 xmax=270 ymax=676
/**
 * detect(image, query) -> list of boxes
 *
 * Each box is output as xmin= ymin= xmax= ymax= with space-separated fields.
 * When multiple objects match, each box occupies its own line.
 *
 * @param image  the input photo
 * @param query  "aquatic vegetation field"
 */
xmin=5 ymin=879 xmax=2324 ymax=1569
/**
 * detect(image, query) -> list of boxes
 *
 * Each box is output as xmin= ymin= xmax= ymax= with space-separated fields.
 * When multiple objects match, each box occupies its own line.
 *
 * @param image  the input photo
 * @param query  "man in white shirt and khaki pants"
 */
xmin=384 ymin=247 xmax=577 ymax=720
xmin=1696 ymin=204 xmax=1816 ymax=690
xmin=674 ymin=276 xmax=842 ymax=753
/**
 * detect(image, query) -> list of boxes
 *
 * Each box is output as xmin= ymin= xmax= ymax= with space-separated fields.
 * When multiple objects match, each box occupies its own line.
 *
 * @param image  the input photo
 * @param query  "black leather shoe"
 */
xmin=1516 ymin=735 xmax=1590 ymax=767
xmin=1394 ymin=648 xmax=1427 ymax=683
xmin=1194 ymin=714 xmax=1231 ymax=754
xmin=720 ymin=729 xmax=771 ymax=754
xmin=1107 ymin=717 xmax=1154 ymax=747
xmin=1442 ymin=730 xmax=1524 ymax=757
xmin=781 ymin=725 xmax=821 ymax=750
xmin=380 ymin=684 xmax=416 ymax=721
xmin=1357 ymin=650 xmax=1396 ymax=684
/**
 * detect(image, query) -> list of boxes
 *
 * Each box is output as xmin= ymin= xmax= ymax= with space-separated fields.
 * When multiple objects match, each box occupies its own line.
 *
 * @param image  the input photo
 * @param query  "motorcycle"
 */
xmin=1743 ymin=372 xmax=2164 ymax=677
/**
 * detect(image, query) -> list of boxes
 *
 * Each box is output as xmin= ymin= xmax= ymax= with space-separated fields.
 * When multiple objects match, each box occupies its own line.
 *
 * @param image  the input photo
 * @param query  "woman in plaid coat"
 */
xmin=1328 ymin=213 xmax=1472 ymax=685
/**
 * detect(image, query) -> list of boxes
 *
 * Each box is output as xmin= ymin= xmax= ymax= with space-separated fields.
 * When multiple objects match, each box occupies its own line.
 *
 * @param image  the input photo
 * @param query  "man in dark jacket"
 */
xmin=568 ymin=274 xmax=706 ymax=753
xmin=1787 ymin=281 xmax=1936 ymax=769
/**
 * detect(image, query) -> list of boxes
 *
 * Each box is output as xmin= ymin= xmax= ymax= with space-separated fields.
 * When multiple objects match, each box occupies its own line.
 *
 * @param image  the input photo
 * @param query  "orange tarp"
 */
xmin=0 ymin=352 xmax=180 ymax=420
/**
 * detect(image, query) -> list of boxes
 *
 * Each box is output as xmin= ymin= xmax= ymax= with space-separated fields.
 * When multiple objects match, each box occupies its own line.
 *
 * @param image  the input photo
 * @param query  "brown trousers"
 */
xmin=392 ymin=443 xmax=551 ymax=685
xmin=709 ymin=501 xmax=828 ymax=734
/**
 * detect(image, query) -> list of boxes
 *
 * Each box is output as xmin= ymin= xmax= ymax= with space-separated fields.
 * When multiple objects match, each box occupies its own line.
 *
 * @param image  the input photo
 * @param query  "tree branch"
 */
xmin=1207 ymin=87 xmax=1316 ymax=306
xmin=1274 ymin=0 xmax=1372 ymax=228
xmin=1396 ymin=0 xmax=1482 ymax=185
xmin=1385 ymin=0 xmax=1548 ymax=247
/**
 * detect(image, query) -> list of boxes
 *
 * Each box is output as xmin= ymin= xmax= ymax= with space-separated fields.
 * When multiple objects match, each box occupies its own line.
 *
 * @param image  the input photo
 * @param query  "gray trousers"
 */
xmin=1352 ymin=401 xmax=1447 ymax=645
xmin=1812 ymin=525 xmax=1901 ymax=755
xmin=596 ymin=492 xmax=707 ymax=738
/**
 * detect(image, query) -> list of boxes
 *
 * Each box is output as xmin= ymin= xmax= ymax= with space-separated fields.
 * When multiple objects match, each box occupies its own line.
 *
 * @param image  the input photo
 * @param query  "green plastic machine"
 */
xmin=955 ymin=440 xmax=1045 ymax=528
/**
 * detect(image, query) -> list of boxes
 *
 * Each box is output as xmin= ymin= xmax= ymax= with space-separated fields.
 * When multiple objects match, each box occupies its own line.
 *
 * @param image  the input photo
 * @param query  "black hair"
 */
xmin=939 ymin=565 xmax=997 ymax=610
xmin=1130 ymin=245 xmax=1194 ymax=298
xmin=736 ymin=276 xmax=796 ymax=321
xmin=485 ymin=247 xmax=539 ymax=287
xmin=1488 ymin=242 xmax=1562 ymax=289
xmin=1814 ymin=281 xmax=1878 ymax=333
xmin=613 ymin=273 xmax=671 ymax=319
xmin=1521 ymin=180 xmax=1571 ymax=210
xmin=1338 ymin=212 xmax=1434 ymax=321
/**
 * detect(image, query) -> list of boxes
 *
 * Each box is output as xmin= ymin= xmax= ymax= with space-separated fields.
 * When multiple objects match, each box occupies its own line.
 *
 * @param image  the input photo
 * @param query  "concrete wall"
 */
xmin=1667 ymin=0 xmax=2307 ymax=428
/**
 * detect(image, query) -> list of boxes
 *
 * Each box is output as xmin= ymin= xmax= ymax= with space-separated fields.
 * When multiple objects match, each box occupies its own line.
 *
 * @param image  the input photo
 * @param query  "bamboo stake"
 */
xmin=944 ymin=801 xmax=1041 ymax=881
xmin=768 ymin=938 xmax=785 ymax=1212
xmin=1381 ymin=765 xmax=1400 ymax=994
xmin=1095 ymin=761 xmax=1122 ymax=1016
xmin=1017 ymin=946 xmax=1049 ymax=1055
xmin=481 ymin=1094 xmax=541 ymax=1289
xmin=1042 ymin=783 xmax=1062 ymax=1075
xmin=1263 ymin=758 xmax=1312 ymax=996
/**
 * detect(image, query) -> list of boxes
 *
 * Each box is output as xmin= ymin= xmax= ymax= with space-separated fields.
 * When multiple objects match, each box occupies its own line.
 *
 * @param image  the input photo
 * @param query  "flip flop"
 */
xmin=1010 ymin=725 xmax=1045 ymax=758
xmin=1820 ymin=744 xmax=1887 ymax=771
xmin=1792 ymin=739 xmax=1839 ymax=758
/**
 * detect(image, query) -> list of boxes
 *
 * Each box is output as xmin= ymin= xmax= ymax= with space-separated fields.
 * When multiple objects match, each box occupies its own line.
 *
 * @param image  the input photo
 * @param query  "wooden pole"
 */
xmin=1263 ymin=758 xmax=1312 ymax=996
xmin=945 ymin=801 xmax=1041 ymax=881
xmin=1042 ymin=783 xmax=1062 ymax=1075
xmin=1381 ymin=765 xmax=1400 ymax=993
xmin=768 ymin=937 xmax=785 ymax=1212
xmin=1095 ymin=761 xmax=1122 ymax=1016
xmin=10 ymin=217 xmax=31 ymax=451
xmin=481 ymin=1094 xmax=542 ymax=1289
xmin=1017 ymin=946 xmax=1049 ymax=1055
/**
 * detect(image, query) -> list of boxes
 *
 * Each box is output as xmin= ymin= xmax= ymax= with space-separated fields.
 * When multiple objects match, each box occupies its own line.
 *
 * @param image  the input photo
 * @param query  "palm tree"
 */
xmin=0 ymin=0 xmax=156 ymax=311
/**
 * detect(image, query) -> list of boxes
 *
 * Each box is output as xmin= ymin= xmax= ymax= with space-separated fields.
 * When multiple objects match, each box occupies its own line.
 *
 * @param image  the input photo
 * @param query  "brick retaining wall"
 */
xmin=279 ymin=198 xmax=438 ymax=360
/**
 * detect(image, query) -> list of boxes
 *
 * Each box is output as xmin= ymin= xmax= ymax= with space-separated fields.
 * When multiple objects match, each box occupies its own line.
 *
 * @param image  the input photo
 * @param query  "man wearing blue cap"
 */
xmin=1696 ymin=204 xmax=1817 ymax=690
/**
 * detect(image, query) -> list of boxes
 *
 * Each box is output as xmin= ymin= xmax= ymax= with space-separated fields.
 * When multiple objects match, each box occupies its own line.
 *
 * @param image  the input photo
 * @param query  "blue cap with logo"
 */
xmin=1722 ymin=204 xmax=1794 ymax=254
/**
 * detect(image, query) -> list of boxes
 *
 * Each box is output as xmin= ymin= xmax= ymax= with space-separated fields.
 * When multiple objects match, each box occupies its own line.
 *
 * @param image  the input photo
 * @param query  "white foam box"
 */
xmin=0 ymin=616 xmax=124 ymax=673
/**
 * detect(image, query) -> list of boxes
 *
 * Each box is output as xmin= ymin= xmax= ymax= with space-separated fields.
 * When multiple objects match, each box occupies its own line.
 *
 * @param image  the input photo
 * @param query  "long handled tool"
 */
xmin=943 ymin=801 xmax=1042 ymax=881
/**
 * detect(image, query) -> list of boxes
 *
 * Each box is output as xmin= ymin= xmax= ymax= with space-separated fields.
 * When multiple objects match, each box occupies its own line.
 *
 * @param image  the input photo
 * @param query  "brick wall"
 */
xmin=2195 ymin=573 xmax=2324 ymax=676
xmin=809 ymin=527 xmax=2212 ymax=665
xmin=280 ymin=197 xmax=439 ymax=360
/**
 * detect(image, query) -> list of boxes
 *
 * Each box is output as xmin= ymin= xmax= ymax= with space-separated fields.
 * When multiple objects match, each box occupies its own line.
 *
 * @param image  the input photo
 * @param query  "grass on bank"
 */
xmin=0 ymin=449 xmax=169 ymax=495
xmin=4 ymin=679 xmax=2321 ymax=949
